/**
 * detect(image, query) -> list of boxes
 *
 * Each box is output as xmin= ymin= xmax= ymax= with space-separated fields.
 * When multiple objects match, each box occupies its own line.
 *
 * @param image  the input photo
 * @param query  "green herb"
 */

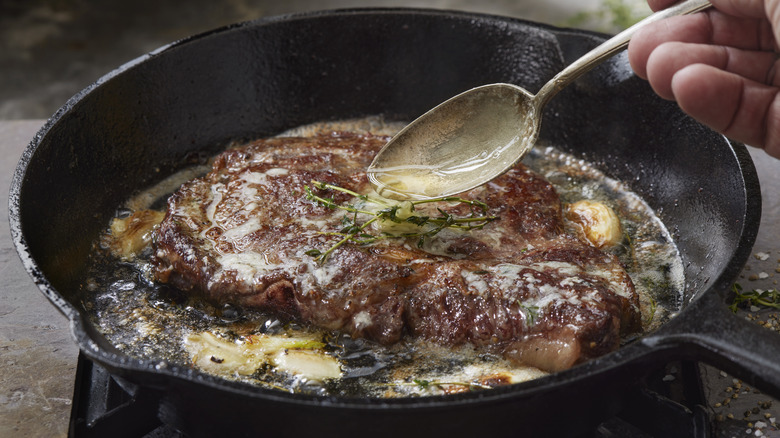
xmin=402 ymin=379 xmax=491 ymax=391
xmin=413 ymin=379 xmax=430 ymax=390
xmin=561 ymin=0 xmax=649 ymax=33
xmin=304 ymin=180 xmax=497 ymax=263
xmin=644 ymin=296 xmax=657 ymax=326
xmin=518 ymin=302 xmax=539 ymax=326
xmin=729 ymin=283 xmax=780 ymax=313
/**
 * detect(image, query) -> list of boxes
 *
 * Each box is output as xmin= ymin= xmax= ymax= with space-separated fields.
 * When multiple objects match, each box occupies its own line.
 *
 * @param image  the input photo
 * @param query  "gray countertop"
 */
xmin=0 ymin=119 xmax=778 ymax=437
xmin=0 ymin=120 xmax=79 ymax=438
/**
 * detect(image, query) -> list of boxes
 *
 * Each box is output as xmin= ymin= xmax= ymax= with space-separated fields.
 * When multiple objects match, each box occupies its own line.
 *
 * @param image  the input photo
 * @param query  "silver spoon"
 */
xmin=367 ymin=0 xmax=712 ymax=200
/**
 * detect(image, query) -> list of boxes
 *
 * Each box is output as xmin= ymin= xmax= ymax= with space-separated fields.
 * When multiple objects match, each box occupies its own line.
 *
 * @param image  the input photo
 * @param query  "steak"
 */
xmin=151 ymin=132 xmax=640 ymax=372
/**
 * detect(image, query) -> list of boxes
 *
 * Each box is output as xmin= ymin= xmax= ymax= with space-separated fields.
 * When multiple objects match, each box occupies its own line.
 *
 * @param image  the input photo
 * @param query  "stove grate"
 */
xmin=68 ymin=353 xmax=710 ymax=438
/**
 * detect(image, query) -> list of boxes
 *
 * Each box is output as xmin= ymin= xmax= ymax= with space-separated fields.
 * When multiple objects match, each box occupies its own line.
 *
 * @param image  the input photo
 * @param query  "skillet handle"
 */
xmin=643 ymin=294 xmax=780 ymax=399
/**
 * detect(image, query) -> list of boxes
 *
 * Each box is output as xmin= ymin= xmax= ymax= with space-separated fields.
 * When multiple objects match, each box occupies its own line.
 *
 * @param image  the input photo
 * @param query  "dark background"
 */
xmin=0 ymin=0 xmax=627 ymax=120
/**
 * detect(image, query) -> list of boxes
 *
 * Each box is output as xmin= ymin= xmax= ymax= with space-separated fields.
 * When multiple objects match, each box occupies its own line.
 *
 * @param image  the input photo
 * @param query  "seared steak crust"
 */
xmin=152 ymin=132 xmax=640 ymax=372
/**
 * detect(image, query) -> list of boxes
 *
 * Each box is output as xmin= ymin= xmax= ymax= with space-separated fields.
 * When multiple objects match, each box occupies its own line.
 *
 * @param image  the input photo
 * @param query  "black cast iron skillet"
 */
xmin=9 ymin=8 xmax=778 ymax=437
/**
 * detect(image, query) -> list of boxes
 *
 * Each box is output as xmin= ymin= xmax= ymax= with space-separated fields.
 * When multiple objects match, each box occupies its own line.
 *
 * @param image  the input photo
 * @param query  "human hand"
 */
xmin=627 ymin=0 xmax=780 ymax=158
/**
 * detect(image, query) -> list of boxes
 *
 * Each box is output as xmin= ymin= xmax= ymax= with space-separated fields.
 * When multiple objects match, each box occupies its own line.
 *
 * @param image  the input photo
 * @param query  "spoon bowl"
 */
xmin=368 ymin=83 xmax=538 ymax=199
xmin=368 ymin=0 xmax=712 ymax=200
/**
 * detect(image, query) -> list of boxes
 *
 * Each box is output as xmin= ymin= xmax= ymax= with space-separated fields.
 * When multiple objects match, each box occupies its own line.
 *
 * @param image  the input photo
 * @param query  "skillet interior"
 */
xmin=9 ymin=8 xmax=761 ymax=437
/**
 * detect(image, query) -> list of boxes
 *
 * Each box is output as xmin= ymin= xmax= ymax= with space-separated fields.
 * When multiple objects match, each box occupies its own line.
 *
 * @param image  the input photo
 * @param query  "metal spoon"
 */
xmin=367 ymin=0 xmax=712 ymax=200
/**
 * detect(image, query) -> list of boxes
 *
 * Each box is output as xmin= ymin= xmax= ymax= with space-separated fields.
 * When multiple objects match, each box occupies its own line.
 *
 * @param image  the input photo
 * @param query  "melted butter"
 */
xmin=82 ymin=116 xmax=684 ymax=398
xmin=215 ymin=252 xmax=274 ymax=283
xmin=368 ymin=166 xmax=445 ymax=200
xmin=368 ymin=155 xmax=517 ymax=200
xmin=220 ymin=217 xmax=262 ymax=241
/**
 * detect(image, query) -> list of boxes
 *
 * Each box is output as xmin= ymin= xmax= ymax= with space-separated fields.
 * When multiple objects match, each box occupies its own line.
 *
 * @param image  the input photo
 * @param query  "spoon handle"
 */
xmin=535 ymin=0 xmax=712 ymax=107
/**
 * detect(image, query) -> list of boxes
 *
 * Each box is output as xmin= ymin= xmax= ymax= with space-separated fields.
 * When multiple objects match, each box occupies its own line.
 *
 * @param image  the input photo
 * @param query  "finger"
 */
xmin=646 ymin=0 xmax=674 ymax=12
xmin=710 ymin=0 xmax=772 ymax=19
xmin=628 ymin=12 xmax=775 ymax=79
xmin=672 ymin=63 xmax=780 ymax=157
xmin=645 ymin=41 xmax=779 ymax=99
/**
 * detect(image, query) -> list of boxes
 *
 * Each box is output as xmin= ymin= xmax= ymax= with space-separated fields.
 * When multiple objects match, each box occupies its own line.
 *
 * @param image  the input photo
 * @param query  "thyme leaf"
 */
xmin=413 ymin=379 xmax=430 ymax=390
xmin=518 ymin=301 xmax=539 ymax=327
xmin=729 ymin=283 xmax=780 ymax=313
xmin=303 ymin=180 xmax=497 ymax=263
xmin=304 ymin=249 xmax=322 ymax=257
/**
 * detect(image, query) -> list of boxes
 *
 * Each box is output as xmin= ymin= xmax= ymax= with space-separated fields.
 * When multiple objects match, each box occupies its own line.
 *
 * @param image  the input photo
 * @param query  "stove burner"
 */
xmin=68 ymin=353 xmax=710 ymax=438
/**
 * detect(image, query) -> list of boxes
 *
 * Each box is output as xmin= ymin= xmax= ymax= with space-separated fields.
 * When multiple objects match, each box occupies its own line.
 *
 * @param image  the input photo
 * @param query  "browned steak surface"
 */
xmin=151 ymin=132 xmax=640 ymax=372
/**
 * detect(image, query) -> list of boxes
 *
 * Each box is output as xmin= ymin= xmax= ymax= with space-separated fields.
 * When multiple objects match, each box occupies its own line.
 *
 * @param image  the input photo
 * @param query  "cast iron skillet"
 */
xmin=9 ymin=8 xmax=779 ymax=437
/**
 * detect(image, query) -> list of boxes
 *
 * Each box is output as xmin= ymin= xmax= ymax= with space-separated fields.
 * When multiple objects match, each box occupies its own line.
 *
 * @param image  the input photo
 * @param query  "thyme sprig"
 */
xmin=378 ymin=379 xmax=493 ymax=392
xmin=303 ymin=180 xmax=497 ymax=263
xmin=411 ymin=378 xmax=493 ymax=391
xmin=728 ymin=283 xmax=780 ymax=313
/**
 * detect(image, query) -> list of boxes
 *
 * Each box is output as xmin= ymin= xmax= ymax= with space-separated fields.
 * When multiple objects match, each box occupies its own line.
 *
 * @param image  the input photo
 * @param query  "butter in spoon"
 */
xmin=367 ymin=0 xmax=712 ymax=200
